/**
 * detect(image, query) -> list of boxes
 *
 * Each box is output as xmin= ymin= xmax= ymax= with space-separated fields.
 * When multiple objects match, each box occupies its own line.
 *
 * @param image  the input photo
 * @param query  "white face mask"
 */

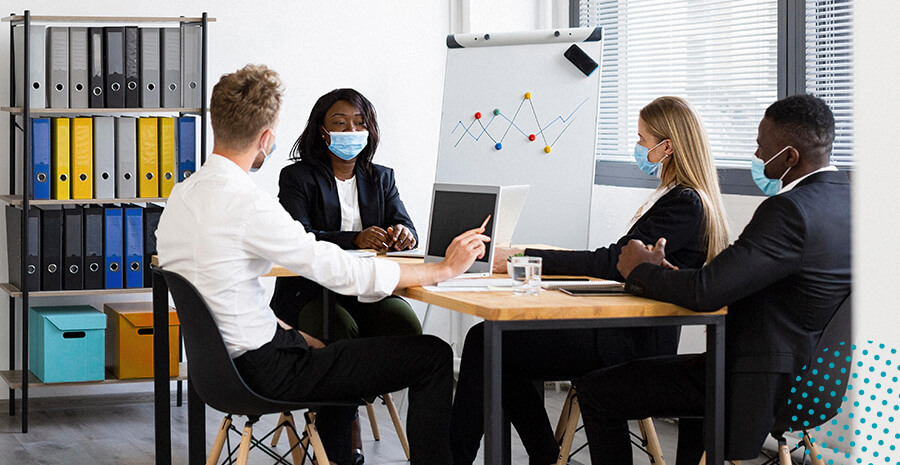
xmin=250 ymin=136 xmax=276 ymax=173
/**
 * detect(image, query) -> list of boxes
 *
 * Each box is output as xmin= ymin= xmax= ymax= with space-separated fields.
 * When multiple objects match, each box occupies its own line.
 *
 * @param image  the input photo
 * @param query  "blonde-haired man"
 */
xmin=157 ymin=64 xmax=488 ymax=465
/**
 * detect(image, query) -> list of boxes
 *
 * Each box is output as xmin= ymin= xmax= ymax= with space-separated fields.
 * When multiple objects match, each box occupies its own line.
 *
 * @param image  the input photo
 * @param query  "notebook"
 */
xmin=542 ymin=280 xmax=625 ymax=292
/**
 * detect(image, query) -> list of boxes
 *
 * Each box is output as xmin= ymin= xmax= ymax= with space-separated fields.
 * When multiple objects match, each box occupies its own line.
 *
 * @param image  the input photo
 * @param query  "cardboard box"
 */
xmin=104 ymin=302 xmax=179 ymax=379
xmin=29 ymin=306 xmax=106 ymax=383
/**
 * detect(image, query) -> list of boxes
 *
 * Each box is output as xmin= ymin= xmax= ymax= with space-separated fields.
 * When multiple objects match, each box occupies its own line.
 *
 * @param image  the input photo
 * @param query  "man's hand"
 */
xmin=353 ymin=226 xmax=391 ymax=252
xmin=387 ymin=224 xmax=417 ymax=251
xmin=492 ymin=247 xmax=525 ymax=273
xmin=299 ymin=331 xmax=325 ymax=349
xmin=617 ymin=237 xmax=668 ymax=279
xmin=441 ymin=226 xmax=491 ymax=278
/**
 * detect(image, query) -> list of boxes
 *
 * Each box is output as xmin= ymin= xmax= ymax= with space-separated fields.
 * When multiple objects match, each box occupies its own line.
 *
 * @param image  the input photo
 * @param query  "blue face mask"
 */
xmin=250 ymin=141 xmax=276 ymax=173
xmin=750 ymin=145 xmax=792 ymax=196
xmin=633 ymin=140 xmax=668 ymax=177
xmin=328 ymin=131 xmax=369 ymax=161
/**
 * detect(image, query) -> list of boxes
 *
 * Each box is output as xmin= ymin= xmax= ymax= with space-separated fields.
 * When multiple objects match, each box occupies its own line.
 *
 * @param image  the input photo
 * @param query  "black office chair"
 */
xmin=161 ymin=268 xmax=356 ymax=465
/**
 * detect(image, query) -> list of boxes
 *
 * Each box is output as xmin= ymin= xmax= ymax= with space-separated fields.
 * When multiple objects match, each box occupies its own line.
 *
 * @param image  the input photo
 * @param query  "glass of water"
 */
xmin=509 ymin=256 xmax=542 ymax=295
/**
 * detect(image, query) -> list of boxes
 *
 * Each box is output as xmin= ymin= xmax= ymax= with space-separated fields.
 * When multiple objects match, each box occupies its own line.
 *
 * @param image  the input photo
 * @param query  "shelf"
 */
xmin=0 ymin=363 xmax=187 ymax=390
xmin=2 ymin=107 xmax=203 ymax=115
xmin=3 ymin=15 xmax=216 ymax=24
xmin=1 ymin=283 xmax=153 ymax=298
xmin=0 ymin=195 xmax=167 ymax=206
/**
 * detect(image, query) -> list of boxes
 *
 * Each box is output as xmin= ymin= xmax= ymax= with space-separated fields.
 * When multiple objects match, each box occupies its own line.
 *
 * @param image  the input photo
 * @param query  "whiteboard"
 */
xmin=434 ymin=28 xmax=603 ymax=249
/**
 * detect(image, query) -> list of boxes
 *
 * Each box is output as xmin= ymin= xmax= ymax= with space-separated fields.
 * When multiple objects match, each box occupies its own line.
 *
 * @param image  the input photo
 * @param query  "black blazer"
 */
xmin=625 ymin=170 xmax=851 ymax=457
xmin=270 ymin=162 xmax=417 ymax=324
xmin=526 ymin=185 xmax=707 ymax=280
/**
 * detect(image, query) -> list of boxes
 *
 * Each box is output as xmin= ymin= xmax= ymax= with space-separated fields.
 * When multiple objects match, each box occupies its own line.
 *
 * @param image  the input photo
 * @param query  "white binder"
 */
xmin=93 ymin=116 xmax=116 ymax=199
xmin=14 ymin=25 xmax=46 ymax=109
xmin=46 ymin=27 xmax=69 ymax=109
xmin=139 ymin=28 xmax=161 ymax=108
xmin=160 ymin=28 xmax=182 ymax=108
xmin=181 ymin=24 xmax=202 ymax=109
xmin=115 ymin=117 xmax=137 ymax=198
xmin=69 ymin=27 xmax=89 ymax=109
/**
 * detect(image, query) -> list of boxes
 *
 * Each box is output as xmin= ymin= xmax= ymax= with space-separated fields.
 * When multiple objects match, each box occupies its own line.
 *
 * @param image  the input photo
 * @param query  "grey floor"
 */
xmin=0 ymin=389 xmax=774 ymax=465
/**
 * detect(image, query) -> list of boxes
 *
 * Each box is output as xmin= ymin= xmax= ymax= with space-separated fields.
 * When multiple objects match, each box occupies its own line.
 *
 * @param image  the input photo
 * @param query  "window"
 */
xmin=579 ymin=0 xmax=778 ymax=166
xmin=806 ymin=0 xmax=853 ymax=167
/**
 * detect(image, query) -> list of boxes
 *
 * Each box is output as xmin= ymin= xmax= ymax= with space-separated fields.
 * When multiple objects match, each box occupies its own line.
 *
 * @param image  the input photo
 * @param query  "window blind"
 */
xmin=579 ymin=0 xmax=779 ymax=166
xmin=806 ymin=0 xmax=853 ymax=167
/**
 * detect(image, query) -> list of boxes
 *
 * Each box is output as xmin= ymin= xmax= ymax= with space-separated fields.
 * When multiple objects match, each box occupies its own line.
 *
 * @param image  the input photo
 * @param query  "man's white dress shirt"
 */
xmin=156 ymin=154 xmax=400 ymax=357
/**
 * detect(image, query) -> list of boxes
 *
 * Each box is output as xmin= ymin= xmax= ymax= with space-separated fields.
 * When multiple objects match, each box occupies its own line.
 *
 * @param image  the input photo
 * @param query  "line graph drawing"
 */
xmin=450 ymin=92 xmax=589 ymax=154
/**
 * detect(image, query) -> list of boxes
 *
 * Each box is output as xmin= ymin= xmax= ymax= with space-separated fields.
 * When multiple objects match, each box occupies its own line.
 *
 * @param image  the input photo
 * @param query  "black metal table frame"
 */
xmin=152 ymin=265 xmax=725 ymax=465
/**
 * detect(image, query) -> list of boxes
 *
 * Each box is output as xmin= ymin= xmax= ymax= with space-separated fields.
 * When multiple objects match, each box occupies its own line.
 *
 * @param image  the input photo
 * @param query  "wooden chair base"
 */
xmin=210 ymin=411 xmax=327 ymax=465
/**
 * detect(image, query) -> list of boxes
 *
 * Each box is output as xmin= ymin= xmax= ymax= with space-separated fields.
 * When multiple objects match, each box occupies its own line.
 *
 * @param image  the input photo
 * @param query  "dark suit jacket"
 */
xmin=526 ymin=185 xmax=707 ymax=281
xmin=270 ymin=161 xmax=417 ymax=324
xmin=625 ymin=170 xmax=852 ymax=457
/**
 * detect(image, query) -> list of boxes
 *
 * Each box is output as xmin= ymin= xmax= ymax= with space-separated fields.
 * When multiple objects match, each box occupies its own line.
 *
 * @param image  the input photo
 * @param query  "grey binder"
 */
xmin=139 ymin=28 xmax=160 ymax=108
xmin=47 ymin=27 xmax=69 ymax=108
xmin=181 ymin=24 xmax=202 ymax=109
xmin=14 ymin=25 xmax=46 ymax=109
xmin=160 ymin=28 xmax=182 ymax=108
xmin=93 ymin=116 xmax=116 ymax=199
xmin=69 ymin=27 xmax=89 ymax=109
xmin=115 ymin=117 xmax=137 ymax=198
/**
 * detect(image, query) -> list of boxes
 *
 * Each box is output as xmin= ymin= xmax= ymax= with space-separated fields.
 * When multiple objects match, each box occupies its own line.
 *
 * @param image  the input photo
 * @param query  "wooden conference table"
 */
xmin=151 ymin=258 xmax=727 ymax=465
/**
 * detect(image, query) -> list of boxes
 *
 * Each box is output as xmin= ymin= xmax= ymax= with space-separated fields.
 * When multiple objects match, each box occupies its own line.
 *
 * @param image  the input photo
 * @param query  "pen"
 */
xmin=480 ymin=215 xmax=491 ymax=230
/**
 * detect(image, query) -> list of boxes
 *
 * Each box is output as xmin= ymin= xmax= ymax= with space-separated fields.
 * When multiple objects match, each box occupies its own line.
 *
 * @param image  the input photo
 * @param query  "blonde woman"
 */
xmin=450 ymin=96 xmax=730 ymax=465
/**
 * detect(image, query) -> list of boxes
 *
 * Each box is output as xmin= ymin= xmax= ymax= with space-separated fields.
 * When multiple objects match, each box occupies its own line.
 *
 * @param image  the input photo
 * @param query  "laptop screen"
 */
xmin=425 ymin=184 xmax=499 ymax=274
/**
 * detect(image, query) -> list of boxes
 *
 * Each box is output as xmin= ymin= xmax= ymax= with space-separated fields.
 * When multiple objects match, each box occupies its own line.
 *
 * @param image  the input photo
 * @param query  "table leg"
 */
xmin=153 ymin=269 xmax=172 ymax=465
xmin=704 ymin=319 xmax=725 ymax=464
xmin=188 ymin=375 xmax=206 ymax=465
xmin=322 ymin=289 xmax=336 ymax=343
xmin=483 ymin=321 xmax=506 ymax=465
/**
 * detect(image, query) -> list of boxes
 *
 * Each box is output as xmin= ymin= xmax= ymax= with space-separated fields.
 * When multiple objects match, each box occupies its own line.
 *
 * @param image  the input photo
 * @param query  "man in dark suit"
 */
xmin=574 ymin=94 xmax=851 ymax=465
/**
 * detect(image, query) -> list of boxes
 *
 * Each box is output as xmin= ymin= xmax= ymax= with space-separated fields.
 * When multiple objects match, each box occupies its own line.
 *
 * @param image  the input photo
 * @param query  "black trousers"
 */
xmin=449 ymin=322 xmax=679 ymax=465
xmin=235 ymin=327 xmax=454 ymax=465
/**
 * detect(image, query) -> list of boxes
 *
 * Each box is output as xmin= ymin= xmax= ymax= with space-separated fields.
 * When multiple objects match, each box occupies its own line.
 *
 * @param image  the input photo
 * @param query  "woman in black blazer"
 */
xmin=450 ymin=96 xmax=732 ymax=465
xmin=270 ymin=89 xmax=421 ymax=465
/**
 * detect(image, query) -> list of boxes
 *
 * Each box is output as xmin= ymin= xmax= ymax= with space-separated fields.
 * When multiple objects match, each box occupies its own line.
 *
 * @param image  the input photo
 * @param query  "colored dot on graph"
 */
xmin=528 ymin=134 xmax=536 ymax=141
xmin=544 ymin=146 xmax=552 ymax=153
xmin=493 ymin=108 xmax=500 ymax=115
xmin=474 ymin=112 xmax=482 ymax=119
xmin=495 ymin=143 xmax=503 ymax=150
xmin=524 ymin=92 xmax=532 ymax=99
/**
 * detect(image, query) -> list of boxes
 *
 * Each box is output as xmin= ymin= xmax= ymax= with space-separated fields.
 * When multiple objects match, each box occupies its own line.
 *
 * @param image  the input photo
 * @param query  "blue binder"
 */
xmin=123 ymin=206 xmax=143 ymax=288
xmin=32 ymin=118 xmax=51 ymax=200
xmin=177 ymin=116 xmax=196 ymax=181
xmin=104 ymin=207 xmax=123 ymax=289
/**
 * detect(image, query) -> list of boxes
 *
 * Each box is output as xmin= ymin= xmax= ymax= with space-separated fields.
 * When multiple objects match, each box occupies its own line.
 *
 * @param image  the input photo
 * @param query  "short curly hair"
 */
xmin=764 ymin=94 xmax=835 ymax=157
xmin=210 ymin=64 xmax=283 ymax=150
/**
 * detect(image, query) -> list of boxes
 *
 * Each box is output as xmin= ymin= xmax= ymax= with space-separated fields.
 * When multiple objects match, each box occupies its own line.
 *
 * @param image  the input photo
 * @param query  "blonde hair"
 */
xmin=639 ymin=96 xmax=731 ymax=263
xmin=210 ymin=64 xmax=283 ymax=150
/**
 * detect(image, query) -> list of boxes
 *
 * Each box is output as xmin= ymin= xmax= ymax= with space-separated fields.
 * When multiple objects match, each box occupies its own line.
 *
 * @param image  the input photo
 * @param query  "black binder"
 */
xmin=84 ymin=205 xmax=105 ymax=289
xmin=143 ymin=204 xmax=164 ymax=287
xmin=6 ymin=206 xmax=41 ymax=292
xmin=104 ymin=27 xmax=125 ymax=108
xmin=39 ymin=206 xmax=64 ymax=291
xmin=64 ymin=206 xmax=84 ymax=290
xmin=124 ymin=26 xmax=140 ymax=108
xmin=88 ymin=27 xmax=105 ymax=108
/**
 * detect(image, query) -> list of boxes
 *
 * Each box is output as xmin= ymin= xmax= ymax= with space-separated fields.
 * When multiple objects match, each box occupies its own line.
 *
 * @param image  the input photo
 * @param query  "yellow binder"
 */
xmin=70 ymin=117 xmax=93 ymax=199
xmin=51 ymin=118 xmax=70 ymax=200
xmin=158 ymin=117 xmax=176 ymax=197
xmin=137 ymin=117 xmax=159 ymax=198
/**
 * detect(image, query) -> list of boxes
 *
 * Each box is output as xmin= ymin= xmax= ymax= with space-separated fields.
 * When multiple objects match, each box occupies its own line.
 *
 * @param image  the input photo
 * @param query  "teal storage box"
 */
xmin=29 ymin=306 xmax=107 ymax=383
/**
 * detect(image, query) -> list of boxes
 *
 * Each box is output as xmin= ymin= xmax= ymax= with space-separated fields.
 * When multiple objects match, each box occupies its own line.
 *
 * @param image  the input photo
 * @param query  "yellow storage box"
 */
xmin=104 ymin=302 xmax=179 ymax=379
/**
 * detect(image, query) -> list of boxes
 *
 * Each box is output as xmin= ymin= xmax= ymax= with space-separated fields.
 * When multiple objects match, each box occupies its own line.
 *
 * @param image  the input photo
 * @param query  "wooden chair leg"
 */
xmin=384 ymin=393 xmax=411 ymax=460
xmin=365 ymin=402 xmax=381 ymax=441
xmin=776 ymin=437 xmax=791 ymax=465
xmin=270 ymin=412 xmax=288 ymax=447
xmin=305 ymin=411 xmax=330 ymax=465
xmin=638 ymin=418 xmax=666 ymax=465
xmin=206 ymin=415 xmax=232 ymax=465
xmin=556 ymin=393 xmax=581 ymax=465
xmin=804 ymin=434 xmax=824 ymax=465
xmin=554 ymin=388 xmax=577 ymax=444
xmin=283 ymin=413 xmax=305 ymax=465
xmin=697 ymin=451 xmax=705 ymax=465
xmin=235 ymin=422 xmax=254 ymax=465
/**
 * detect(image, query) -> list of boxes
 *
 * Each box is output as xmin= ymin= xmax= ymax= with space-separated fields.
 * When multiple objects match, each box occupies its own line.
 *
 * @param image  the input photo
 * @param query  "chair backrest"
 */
xmin=773 ymin=292 xmax=852 ymax=432
xmin=159 ymin=267 xmax=305 ymax=417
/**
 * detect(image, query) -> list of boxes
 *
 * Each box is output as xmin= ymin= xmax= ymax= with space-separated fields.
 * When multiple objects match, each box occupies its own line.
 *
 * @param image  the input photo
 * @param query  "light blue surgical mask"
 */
xmin=250 ymin=141 xmax=276 ymax=173
xmin=328 ymin=131 xmax=369 ymax=160
xmin=633 ymin=140 xmax=668 ymax=177
xmin=750 ymin=145 xmax=792 ymax=196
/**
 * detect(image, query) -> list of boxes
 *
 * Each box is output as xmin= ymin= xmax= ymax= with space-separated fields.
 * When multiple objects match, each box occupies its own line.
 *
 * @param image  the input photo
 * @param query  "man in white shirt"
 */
xmin=156 ymin=64 xmax=489 ymax=465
